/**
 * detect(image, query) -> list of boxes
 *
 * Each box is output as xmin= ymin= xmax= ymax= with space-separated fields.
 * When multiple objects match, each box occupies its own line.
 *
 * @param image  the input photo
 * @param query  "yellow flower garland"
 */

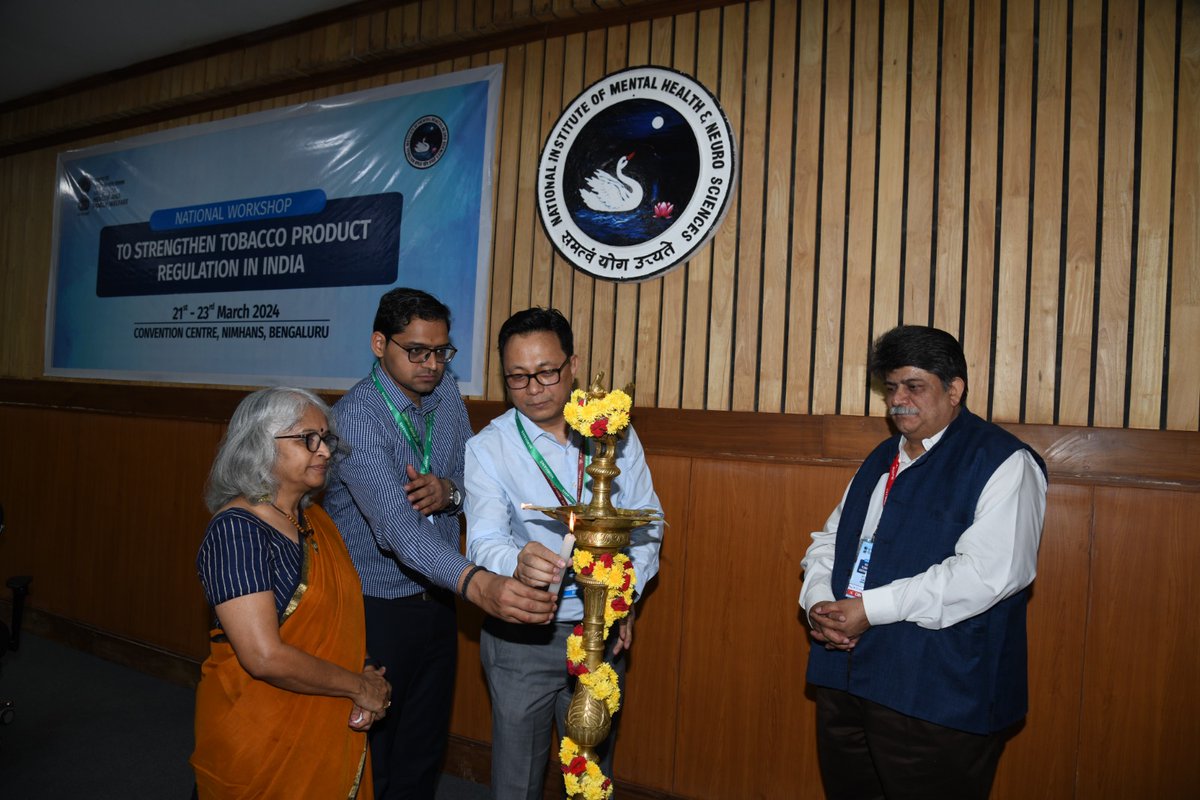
xmin=560 ymin=551 xmax=637 ymax=798
xmin=564 ymin=388 xmax=633 ymax=438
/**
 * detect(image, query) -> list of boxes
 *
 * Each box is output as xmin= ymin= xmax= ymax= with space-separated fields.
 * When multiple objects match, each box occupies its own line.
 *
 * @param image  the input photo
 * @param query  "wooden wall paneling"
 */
xmin=681 ymin=9 xmax=716 ymax=410
xmin=811 ymin=0 xmax=851 ymax=416
xmin=611 ymin=232 xmax=639 ymax=396
xmin=1024 ymin=0 xmax=1068 ymax=424
xmin=485 ymin=44 xmax=526 ymax=400
xmin=613 ymin=454 xmax=691 ymax=789
xmin=1128 ymin=0 xmax=1175 ymax=429
xmin=508 ymin=39 xmax=546 ymax=314
xmin=1169 ymin=0 xmax=1200 ymax=431
xmin=868 ymin=0 xmax=909 ymax=421
xmin=567 ymin=29 xmax=607 ymax=383
xmin=991 ymin=483 xmax=1091 ymax=800
xmin=992 ymin=0 xmax=1035 ymax=423
xmin=530 ymin=36 xmax=565 ymax=311
xmin=1077 ymin=486 xmax=1200 ymax=797
xmin=784 ymin=0 xmax=823 ymax=415
xmin=450 ymin=602 xmax=493 ymax=742
xmin=1094 ymin=0 xmax=1138 ymax=428
xmin=588 ymin=24 xmax=628 ymax=389
xmin=1060 ymin=0 xmax=1102 ymax=427
xmin=757 ymin=0 xmax=798 ymax=414
xmin=839 ymin=0 xmax=880 ymax=418
xmin=729 ymin=0 xmax=770 ymax=413
xmin=932 ymin=0 xmax=969 ymax=336
xmin=962 ymin=0 xmax=1000 ymax=416
xmin=623 ymin=20 xmax=656 ymax=401
xmin=703 ymin=3 xmax=743 ymax=412
xmin=550 ymin=32 xmax=585 ymax=318
xmin=672 ymin=460 xmax=855 ymax=798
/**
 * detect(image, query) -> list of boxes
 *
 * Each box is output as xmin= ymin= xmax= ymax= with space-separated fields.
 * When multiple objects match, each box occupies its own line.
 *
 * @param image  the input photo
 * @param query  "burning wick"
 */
xmin=548 ymin=512 xmax=577 ymax=595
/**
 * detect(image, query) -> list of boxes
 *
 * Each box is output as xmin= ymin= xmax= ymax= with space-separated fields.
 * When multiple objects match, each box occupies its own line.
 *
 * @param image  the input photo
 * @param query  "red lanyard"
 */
xmin=881 ymin=453 xmax=901 ymax=507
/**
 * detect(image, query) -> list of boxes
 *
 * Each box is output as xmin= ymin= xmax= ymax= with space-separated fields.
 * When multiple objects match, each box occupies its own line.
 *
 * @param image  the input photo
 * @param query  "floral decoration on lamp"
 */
xmin=560 ymin=737 xmax=613 ymax=800
xmin=560 ymin=551 xmax=636 ymax=798
xmin=564 ymin=388 xmax=632 ymax=438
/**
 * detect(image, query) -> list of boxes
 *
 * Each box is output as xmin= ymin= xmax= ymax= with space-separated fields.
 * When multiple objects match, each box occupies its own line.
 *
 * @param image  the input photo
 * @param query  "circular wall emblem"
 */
xmin=537 ymin=66 xmax=737 ymax=282
xmin=405 ymin=115 xmax=449 ymax=169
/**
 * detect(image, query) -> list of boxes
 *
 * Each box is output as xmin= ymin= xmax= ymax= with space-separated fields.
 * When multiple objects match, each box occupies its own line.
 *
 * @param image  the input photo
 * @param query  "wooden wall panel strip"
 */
xmin=550 ymin=32 xmax=586 ymax=317
xmin=1094 ymin=0 xmax=1138 ymax=428
xmin=648 ymin=15 xmax=682 ymax=409
xmin=703 ymin=4 xmax=744 ymax=411
xmin=901 ymin=0 xmax=937 ymax=328
xmin=1025 ymin=0 xmax=1068 ymax=424
xmin=840 ymin=0 xmax=880 ymax=416
xmin=963 ymin=0 xmax=1001 ymax=416
xmin=812 ymin=0 xmax=851 ymax=416
xmin=1169 ymin=0 xmax=1200 ymax=431
xmin=757 ymin=0 xmax=798 ymax=414
xmin=993 ymin=0 xmax=1035 ymax=422
xmin=869 ymin=0 xmax=909 ymax=420
xmin=730 ymin=0 xmax=770 ymax=413
xmin=507 ymin=40 xmax=547 ymax=316
xmin=1128 ymin=0 xmax=1175 ymax=429
xmin=532 ymin=37 xmax=564 ymax=314
xmin=784 ymin=0 xmax=823 ymax=415
xmin=681 ymin=9 xmax=716 ymax=410
xmin=932 ymin=0 xmax=969 ymax=335
xmin=1060 ymin=0 xmax=1103 ymax=427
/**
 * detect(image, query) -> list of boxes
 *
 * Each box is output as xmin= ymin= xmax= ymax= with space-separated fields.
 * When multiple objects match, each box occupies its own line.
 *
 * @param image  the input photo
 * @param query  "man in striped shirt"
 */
xmin=325 ymin=288 xmax=556 ymax=799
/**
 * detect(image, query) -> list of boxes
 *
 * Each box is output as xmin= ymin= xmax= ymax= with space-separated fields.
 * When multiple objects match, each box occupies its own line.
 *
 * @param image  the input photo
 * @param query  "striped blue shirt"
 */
xmin=196 ymin=508 xmax=302 ymax=624
xmin=324 ymin=364 xmax=473 ymax=599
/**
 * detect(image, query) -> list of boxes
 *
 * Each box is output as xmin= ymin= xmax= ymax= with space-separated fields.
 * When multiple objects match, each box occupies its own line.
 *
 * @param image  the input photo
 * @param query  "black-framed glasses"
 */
xmin=274 ymin=431 xmax=340 ymax=453
xmin=504 ymin=357 xmax=571 ymax=390
xmin=387 ymin=337 xmax=457 ymax=364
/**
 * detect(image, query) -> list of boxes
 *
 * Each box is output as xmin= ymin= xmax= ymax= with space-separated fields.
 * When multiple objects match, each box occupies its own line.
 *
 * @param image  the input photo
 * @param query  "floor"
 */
xmin=0 ymin=633 xmax=489 ymax=799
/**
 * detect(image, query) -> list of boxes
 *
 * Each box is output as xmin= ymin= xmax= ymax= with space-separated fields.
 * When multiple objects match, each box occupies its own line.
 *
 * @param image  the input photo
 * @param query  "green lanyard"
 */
xmin=371 ymin=364 xmax=435 ymax=474
xmin=515 ymin=413 xmax=588 ymax=506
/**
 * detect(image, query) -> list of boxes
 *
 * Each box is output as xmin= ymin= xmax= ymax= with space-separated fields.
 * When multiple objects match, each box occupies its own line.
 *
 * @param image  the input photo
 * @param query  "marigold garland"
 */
xmin=560 ymin=737 xmax=613 ymax=800
xmin=564 ymin=388 xmax=632 ymax=439
xmin=560 ymin=551 xmax=637 ymax=798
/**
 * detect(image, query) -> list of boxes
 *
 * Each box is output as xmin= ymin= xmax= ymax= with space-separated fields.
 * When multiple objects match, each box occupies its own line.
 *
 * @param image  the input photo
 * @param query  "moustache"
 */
xmin=889 ymin=406 xmax=920 ymax=416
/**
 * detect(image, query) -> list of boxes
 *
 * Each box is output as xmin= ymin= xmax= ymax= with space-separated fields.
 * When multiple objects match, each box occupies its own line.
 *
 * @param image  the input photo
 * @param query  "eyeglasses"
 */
xmin=504 ymin=357 xmax=571 ymax=390
xmin=274 ymin=431 xmax=340 ymax=453
xmin=387 ymin=337 xmax=458 ymax=364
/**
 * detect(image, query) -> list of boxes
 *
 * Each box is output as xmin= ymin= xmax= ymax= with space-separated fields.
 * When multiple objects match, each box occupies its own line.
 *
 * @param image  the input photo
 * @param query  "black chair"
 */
xmin=0 ymin=504 xmax=33 ymax=726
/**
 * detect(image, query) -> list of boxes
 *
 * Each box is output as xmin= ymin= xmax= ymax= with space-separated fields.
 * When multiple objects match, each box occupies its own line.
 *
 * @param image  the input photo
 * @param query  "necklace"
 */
xmin=269 ymin=502 xmax=317 ymax=551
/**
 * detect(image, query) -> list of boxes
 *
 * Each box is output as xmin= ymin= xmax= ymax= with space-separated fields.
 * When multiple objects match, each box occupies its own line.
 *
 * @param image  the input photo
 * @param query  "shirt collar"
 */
xmin=512 ymin=408 xmax=574 ymax=448
xmin=898 ymin=425 xmax=948 ymax=465
xmin=372 ymin=362 xmax=443 ymax=415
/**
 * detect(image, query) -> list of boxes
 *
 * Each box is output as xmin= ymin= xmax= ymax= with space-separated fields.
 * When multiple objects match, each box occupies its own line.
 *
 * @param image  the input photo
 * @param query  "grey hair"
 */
xmin=204 ymin=386 xmax=339 ymax=513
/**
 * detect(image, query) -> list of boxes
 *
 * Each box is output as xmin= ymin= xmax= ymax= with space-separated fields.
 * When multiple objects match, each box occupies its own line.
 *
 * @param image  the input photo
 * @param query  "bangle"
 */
xmin=460 ymin=565 xmax=487 ymax=601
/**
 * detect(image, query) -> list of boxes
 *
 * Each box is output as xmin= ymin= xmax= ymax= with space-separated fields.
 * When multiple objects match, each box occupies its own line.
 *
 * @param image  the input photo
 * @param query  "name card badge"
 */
xmin=845 ymin=539 xmax=873 ymax=599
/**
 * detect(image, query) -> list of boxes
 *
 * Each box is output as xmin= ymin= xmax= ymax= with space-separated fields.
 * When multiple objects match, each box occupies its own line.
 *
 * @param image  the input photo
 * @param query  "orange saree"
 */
xmin=191 ymin=504 xmax=372 ymax=799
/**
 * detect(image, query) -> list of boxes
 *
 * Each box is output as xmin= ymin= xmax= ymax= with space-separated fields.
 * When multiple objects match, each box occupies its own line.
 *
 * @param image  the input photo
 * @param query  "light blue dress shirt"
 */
xmin=464 ymin=407 xmax=663 ymax=622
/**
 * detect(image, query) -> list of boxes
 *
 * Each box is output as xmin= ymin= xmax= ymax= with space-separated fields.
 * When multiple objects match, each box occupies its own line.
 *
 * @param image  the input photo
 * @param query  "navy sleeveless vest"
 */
xmin=806 ymin=408 xmax=1046 ymax=734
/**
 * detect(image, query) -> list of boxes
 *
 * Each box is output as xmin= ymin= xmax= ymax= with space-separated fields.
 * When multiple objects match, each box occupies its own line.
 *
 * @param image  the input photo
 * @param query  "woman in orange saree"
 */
xmin=192 ymin=387 xmax=390 ymax=799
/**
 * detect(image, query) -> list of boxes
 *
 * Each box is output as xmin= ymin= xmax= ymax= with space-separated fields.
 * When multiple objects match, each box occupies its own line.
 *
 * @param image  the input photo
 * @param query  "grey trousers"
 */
xmin=481 ymin=619 xmax=627 ymax=800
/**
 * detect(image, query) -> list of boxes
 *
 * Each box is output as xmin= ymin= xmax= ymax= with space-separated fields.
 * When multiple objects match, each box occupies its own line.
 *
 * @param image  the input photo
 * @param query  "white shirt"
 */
xmin=798 ymin=426 xmax=1047 ymax=629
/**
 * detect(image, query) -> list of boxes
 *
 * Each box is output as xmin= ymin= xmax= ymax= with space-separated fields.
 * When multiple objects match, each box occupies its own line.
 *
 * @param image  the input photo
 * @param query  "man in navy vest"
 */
xmin=800 ymin=325 xmax=1047 ymax=799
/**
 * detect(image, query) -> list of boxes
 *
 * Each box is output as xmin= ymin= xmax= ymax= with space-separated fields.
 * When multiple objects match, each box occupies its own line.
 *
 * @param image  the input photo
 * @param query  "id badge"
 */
xmin=844 ymin=539 xmax=873 ymax=598
xmin=561 ymin=571 xmax=579 ymax=601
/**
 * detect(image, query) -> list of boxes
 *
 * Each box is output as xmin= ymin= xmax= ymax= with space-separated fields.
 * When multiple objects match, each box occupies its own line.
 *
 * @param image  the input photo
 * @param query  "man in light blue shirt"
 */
xmin=465 ymin=307 xmax=663 ymax=800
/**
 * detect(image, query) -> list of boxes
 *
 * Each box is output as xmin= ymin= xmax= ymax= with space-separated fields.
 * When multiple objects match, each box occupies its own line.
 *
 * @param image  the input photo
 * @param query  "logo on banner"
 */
xmin=536 ymin=66 xmax=736 ymax=283
xmin=405 ymin=115 xmax=449 ymax=169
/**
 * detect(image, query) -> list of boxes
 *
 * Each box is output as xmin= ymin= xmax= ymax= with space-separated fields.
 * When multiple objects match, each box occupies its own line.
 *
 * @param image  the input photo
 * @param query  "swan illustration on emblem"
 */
xmin=579 ymin=152 xmax=644 ymax=213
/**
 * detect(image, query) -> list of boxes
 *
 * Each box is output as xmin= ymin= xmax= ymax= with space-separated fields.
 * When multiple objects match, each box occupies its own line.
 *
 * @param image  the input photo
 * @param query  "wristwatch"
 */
xmin=446 ymin=480 xmax=463 ymax=509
